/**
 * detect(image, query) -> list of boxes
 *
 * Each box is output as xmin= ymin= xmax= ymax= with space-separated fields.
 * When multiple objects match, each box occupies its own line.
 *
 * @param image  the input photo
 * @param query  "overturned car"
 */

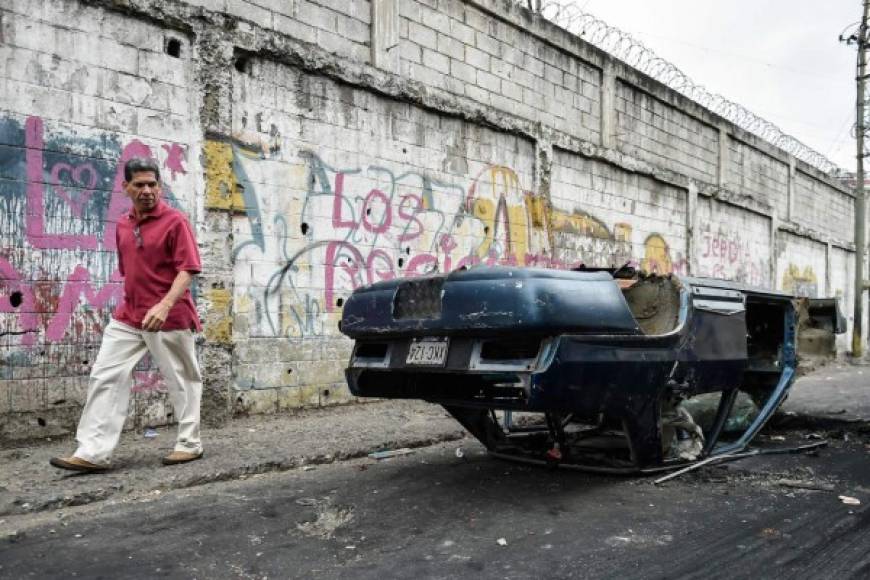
xmin=339 ymin=266 xmax=844 ymax=473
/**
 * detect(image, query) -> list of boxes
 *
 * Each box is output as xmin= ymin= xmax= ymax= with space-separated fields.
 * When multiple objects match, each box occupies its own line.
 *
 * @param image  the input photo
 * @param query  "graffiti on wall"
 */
xmin=695 ymin=230 xmax=768 ymax=287
xmin=1 ymin=115 xmax=189 ymax=392
xmin=219 ymin=141 xmax=689 ymax=339
xmin=782 ymin=264 xmax=818 ymax=298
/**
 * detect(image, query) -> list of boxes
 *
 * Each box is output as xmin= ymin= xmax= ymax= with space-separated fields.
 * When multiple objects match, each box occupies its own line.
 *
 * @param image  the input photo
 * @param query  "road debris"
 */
xmin=775 ymin=479 xmax=835 ymax=492
xmin=496 ymin=538 xmax=507 ymax=546
xmin=368 ymin=448 xmax=414 ymax=460
xmin=839 ymin=495 xmax=861 ymax=506
xmin=654 ymin=441 xmax=829 ymax=485
xmin=143 ymin=428 xmax=158 ymax=439
xmin=454 ymin=447 xmax=464 ymax=459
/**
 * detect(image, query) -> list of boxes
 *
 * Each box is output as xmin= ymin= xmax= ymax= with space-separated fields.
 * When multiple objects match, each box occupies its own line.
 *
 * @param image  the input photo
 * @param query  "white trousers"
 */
xmin=75 ymin=319 xmax=203 ymax=465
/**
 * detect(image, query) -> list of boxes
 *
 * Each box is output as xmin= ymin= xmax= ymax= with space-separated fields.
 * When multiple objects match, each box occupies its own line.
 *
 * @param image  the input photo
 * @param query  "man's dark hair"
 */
xmin=124 ymin=157 xmax=161 ymax=182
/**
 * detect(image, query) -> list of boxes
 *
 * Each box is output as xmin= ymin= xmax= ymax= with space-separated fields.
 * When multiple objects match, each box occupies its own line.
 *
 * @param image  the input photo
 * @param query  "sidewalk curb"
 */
xmin=1 ymin=431 xmax=467 ymax=518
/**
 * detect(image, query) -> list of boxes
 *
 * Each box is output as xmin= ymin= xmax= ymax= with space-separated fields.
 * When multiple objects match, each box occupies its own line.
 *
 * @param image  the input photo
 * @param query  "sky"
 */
xmin=548 ymin=0 xmax=860 ymax=172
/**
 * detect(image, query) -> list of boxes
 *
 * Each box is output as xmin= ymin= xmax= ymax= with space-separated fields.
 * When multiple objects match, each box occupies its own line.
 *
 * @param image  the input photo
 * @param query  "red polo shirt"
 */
xmin=114 ymin=201 xmax=202 ymax=331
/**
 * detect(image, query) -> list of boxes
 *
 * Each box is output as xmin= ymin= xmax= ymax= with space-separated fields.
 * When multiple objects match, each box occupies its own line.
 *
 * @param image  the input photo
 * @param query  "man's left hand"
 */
xmin=142 ymin=301 xmax=172 ymax=331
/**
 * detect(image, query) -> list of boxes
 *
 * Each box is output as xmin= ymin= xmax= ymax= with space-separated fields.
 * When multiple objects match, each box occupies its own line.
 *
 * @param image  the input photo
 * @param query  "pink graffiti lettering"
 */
xmin=405 ymin=254 xmax=438 ymax=277
xmin=0 ymin=259 xmax=123 ymax=344
xmin=328 ymin=173 xmax=428 ymax=240
xmin=43 ymin=266 xmax=124 ymax=342
xmin=132 ymin=370 xmax=166 ymax=393
xmin=361 ymin=189 xmax=391 ymax=234
xmin=161 ymin=143 xmax=187 ymax=180
xmin=702 ymin=234 xmax=744 ymax=264
xmin=8 ymin=115 xmax=187 ymax=347
xmin=324 ymin=241 xmax=364 ymax=311
xmin=50 ymin=162 xmax=98 ymax=217
xmin=24 ymin=116 xmax=152 ymax=251
xmin=366 ymin=249 xmax=396 ymax=283
xmin=331 ymin=173 xmax=357 ymax=229
xmin=397 ymin=195 xmax=424 ymax=242
xmin=0 ymin=258 xmax=39 ymax=346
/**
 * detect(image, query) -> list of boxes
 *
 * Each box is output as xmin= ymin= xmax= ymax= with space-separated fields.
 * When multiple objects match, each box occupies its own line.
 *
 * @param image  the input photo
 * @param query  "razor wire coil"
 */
xmin=515 ymin=0 xmax=840 ymax=174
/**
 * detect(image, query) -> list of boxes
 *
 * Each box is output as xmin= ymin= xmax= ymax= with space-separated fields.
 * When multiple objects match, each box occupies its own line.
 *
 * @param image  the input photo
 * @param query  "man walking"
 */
xmin=50 ymin=157 xmax=204 ymax=472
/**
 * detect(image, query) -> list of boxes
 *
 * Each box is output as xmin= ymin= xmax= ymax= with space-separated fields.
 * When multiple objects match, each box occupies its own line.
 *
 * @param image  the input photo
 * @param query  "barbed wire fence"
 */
xmin=515 ymin=0 xmax=841 ymax=174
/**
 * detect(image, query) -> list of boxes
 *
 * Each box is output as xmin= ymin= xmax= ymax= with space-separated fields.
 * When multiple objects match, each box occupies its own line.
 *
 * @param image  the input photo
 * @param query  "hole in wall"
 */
xmin=165 ymin=37 xmax=182 ymax=58
xmin=37 ymin=417 xmax=46 ymax=427
xmin=336 ymin=298 xmax=344 ymax=307
xmin=286 ymin=368 xmax=293 ymax=374
xmin=402 ymin=147 xmax=407 ymax=154
xmin=82 ymin=360 xmax=89 ymax=365
xmin=405 ymin=247 xmax=411 ymax=255
xmin=301 ymin=222 xmax=309 ymax=235
xmin=9 ymin=291 xmax=23 ymax=308
xmin=322 ymin=389 xmax=330 ymax=398
xmin=484 ymin=226 xmax=490 ymax=234
xmin=234 ymin=56 xmax=250 ymax=74
xmin=398 ymin=257 xmax=404 ymax=268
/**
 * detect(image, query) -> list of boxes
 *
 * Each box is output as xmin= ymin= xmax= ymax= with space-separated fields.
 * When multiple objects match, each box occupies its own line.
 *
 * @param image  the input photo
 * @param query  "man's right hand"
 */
xmin=142 ymin=300 xmax=172 ymax=331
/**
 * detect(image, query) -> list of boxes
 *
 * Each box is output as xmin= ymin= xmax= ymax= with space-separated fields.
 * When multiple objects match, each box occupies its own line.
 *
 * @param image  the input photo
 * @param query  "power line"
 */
xmin=630 ymin=30 xmax=848 ymax=83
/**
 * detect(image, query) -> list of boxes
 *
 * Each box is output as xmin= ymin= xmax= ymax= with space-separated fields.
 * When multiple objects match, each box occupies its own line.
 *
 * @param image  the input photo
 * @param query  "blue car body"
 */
xmin=341 ymin=266 xmax=842 ymax=470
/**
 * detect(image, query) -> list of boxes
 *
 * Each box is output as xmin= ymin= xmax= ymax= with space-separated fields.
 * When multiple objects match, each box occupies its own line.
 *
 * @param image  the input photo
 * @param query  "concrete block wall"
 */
xmin=549 ymin=151 xmax=688 ymax=273
xmin=0 ymin=0 xmax=859 ymax=440
xmin=614 ymin=79 xmax=720 ymax=184
xmin=0 ymin=0 xmax=201 ymax=439
xmin=726 ymin=138 xmax=789 ymax=219
xmin=695 ymin=198 xmax=771 ymax=287
xmin=227 ymin=57 xmax=539 ymax=411
xmin=397 ymin=0 xmax=602 ymax=144
xmin=793 ymin=169 xmax=855 ymax=244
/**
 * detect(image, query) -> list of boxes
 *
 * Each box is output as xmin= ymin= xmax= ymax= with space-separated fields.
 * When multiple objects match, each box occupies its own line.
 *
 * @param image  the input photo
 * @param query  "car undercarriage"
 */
xmin=340 ymin=266 xmax=844 ymax=473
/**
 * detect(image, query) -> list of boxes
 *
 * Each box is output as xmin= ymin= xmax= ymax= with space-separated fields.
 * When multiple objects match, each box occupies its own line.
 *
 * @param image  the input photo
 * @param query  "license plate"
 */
xmin=406 ymin=338 xmax=448 ymax=366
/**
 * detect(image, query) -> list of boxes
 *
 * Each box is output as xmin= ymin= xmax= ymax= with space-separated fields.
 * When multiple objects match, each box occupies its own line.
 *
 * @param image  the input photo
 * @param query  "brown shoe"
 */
xmin=49 ymin=456 xmax=109 ymax=473
xmin=161 ymin=451 xmax=203 ymax=466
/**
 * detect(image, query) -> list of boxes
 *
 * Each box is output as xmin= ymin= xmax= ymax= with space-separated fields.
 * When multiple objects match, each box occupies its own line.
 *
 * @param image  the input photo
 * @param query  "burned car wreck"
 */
xmin=339 ymin=266 xmax=844 ymax=473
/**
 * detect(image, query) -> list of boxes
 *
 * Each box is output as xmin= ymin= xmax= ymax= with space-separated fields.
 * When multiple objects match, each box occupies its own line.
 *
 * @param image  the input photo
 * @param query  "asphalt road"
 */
xmin=3 ymin=431 xmax=870 ymax=580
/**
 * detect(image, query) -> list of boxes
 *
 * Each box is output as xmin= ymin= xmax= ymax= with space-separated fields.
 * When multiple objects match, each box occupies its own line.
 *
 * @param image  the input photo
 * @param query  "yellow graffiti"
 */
xmin=467 ymin=165 xmax=639 ymax=267
xmin=614 ymin=223 xmax=632 ymax=243
xmin=470 ymin=166 xmax=531 ymax=263
xmin=641 ymin=234 xmax=673 ymax=274
xmin=782 ymin=264 xmax=817 ymax=294
xmin=203 ymin=288 xmax=233 ymax=344
xmin=203 ymin=140 xmax=245 ymax=211
xmin=524 ymin=193 xmax=548 ymax=229
xmin=547 ymin=207 xmax=612 ymax=239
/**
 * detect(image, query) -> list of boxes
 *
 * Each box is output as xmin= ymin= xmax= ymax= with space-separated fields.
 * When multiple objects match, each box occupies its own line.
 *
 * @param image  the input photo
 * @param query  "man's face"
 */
xmin=123 ymin=170 xmax=162 ymax=214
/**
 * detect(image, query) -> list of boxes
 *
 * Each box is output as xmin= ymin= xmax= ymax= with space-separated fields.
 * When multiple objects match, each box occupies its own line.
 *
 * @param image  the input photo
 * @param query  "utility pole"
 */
xmin=850 ymin=0 xmax=870 ymax=357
